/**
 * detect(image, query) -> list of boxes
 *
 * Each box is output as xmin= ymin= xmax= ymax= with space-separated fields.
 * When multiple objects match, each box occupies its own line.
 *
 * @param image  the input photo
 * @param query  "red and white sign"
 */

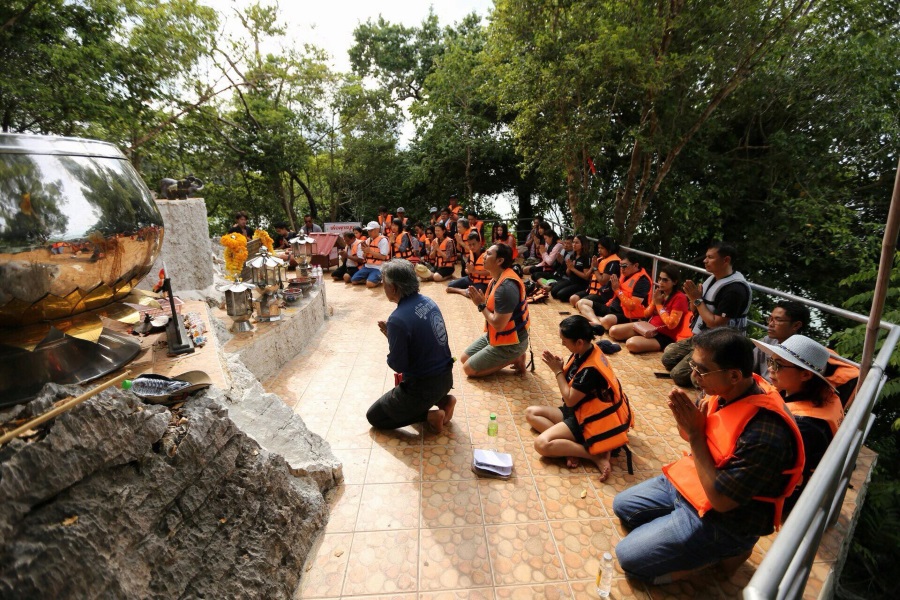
xmin=324 ymin=222 xmax=361 ymax=234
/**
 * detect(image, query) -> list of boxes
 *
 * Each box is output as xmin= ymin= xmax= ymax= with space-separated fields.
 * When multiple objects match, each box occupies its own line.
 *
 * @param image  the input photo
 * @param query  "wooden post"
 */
xmin=857 ymin=156 xmax=900 ymax=396
xmin=0 ymin=371 xmax=131 ymax=446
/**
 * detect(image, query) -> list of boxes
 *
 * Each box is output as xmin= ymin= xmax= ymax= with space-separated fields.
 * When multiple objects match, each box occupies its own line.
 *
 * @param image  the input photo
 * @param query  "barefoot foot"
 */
xmin=566 ymin=457 xmax=580 ymax=469
xmin=512 ymin=354 xmax=527 ymax=375
xmin=438 ymin=394 xmax=457 ymax=425
xmin=591 ymin=456 xmax=612 ymax=482
xmin=426 ymin=409 xmax=445 ymax=434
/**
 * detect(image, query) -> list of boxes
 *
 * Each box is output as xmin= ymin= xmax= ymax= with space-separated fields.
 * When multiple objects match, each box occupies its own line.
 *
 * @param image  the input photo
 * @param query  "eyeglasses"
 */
xmin=688 ymin=360 xmax=729 ymax=380
xmin=767 ymin=315 xmax=793 ymax=324
xmin=766 ymin=357 xmax=802 ymax=373
xmin=620 ymin=263 xmax=632 ymax=269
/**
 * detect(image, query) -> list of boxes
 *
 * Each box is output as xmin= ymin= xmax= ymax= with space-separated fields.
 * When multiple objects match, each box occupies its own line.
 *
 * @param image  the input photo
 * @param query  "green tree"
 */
xmin=0 ymin=0 xmax=218 ymax=172
xmin=486 ymin=0 xmax=818 ymax=241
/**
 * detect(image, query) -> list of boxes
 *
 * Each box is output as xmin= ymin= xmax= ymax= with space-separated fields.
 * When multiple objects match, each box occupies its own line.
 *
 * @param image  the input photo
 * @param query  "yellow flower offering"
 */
xmin=253 ymin=229 xmax=275 ymax=254
xmin=221 ymin=232 xmax=248 ymax=276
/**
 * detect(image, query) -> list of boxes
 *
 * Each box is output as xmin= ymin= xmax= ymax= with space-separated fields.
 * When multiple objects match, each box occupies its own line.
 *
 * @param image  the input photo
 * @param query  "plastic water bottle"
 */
xmin=487 ymin=413 xmax=498 ymax=438
xmin=596 ymin=551 xmax=614 ymax=598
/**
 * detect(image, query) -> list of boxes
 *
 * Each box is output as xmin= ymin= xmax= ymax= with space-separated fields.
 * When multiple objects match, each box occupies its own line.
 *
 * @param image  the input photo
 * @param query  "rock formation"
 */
xmin=0 ymin=382 xmax=338 ymax=599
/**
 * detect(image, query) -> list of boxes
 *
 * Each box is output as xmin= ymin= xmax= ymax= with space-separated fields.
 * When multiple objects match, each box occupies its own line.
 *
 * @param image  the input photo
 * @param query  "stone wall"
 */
xmin=0 ymin=381 xmax=337 ymax=599
xmin=140 ymin=197 xmax=215 ymax=294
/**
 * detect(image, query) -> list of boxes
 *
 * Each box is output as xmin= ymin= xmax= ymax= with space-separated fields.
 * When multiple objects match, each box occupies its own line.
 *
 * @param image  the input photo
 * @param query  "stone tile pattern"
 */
xmin=282 ymin=275 xmax=873 ymax=599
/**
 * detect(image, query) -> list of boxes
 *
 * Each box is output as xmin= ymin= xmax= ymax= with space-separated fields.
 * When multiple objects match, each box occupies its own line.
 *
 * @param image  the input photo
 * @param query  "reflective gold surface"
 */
xmin=0 ymin=134 xmax=164 ymax=330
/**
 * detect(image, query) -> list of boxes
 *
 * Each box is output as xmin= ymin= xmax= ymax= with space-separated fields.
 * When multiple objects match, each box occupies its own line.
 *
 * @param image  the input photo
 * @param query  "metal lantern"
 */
xmin=222 ymin=280 xmax=255 ymax=333
xmin=289 ymin=235 xmax=316 ymax=277
xmin=247 ymin=248 xmax=285 ymax=322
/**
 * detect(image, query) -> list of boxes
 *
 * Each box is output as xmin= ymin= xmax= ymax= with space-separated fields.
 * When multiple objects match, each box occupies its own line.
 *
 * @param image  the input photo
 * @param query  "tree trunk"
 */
xmin=515 ymin=180 xmax=533 ymax=244
xmin=564 ymin=156 xmax=585 ymax=233
xmin=290 ymin=171 xmax=317 ymax=222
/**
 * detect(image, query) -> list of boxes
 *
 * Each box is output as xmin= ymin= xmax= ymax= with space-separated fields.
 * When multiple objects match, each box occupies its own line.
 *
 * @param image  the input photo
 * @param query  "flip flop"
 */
xmin=130 ymin=370 xmax=213 ymax=405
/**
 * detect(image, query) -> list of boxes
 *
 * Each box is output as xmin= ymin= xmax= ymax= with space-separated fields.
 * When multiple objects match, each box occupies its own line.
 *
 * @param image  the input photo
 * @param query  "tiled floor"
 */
xmin=262 ymin=274 xmax=873 ymax=599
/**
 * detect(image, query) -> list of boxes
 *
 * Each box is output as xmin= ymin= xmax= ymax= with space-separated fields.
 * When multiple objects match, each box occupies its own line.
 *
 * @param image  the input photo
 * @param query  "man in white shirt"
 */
xmin=351 ymin=221 xmax=392 ymax=288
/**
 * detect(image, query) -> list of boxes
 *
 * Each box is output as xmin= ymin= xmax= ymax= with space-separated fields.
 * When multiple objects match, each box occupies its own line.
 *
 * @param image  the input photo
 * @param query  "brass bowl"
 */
xmin=0 ymin=134 xmax=164 ymax=327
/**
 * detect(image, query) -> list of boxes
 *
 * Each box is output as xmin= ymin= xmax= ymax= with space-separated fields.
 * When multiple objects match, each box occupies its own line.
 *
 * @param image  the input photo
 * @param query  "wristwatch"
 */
xmin=477 ymin=302 xmax=487 ymax=312
xmin=693 ymin=298 xmax=703 ymax=307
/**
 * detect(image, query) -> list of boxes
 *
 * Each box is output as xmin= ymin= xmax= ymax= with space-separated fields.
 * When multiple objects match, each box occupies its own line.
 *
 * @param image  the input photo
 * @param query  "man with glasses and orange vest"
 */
xmin=613 ymin=328 xmax=804 ymax=584
xmin=446 ymin=232 xmax=490 ymax=297
xmin=576 ymin=251 xmax=651 ymax=337
xmin=461 ymin=243 xmax=531 ymax=377
xmin=351 ymin=221 xmax=392 ymax=288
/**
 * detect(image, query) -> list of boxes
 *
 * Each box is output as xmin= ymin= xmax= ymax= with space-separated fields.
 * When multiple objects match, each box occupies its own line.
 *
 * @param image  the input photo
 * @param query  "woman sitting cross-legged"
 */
xmin=550 ymin=234 xmax=592 ymax=300
xmin=608 ymin=264 xmax=692 ymax=353
xmin=525 ymin=315 xmax=634 ymax=481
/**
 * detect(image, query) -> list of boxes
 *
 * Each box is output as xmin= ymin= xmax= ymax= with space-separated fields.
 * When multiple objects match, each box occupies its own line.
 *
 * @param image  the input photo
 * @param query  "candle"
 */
xmin=162 ymin=260 xmax=168 ymax=279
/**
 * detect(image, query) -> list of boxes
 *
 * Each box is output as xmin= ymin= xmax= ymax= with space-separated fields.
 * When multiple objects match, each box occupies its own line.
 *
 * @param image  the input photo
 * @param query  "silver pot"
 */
xmin=0 ymin=134 xmax=164 ymax=405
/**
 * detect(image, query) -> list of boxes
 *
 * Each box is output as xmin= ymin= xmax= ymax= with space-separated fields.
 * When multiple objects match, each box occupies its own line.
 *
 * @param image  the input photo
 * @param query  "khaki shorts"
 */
xmin=464 ymin=333 xmax=529 ymax=373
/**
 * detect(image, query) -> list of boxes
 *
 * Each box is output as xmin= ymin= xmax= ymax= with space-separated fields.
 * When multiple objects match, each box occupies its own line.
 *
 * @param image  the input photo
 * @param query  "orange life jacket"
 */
xmin=484 ymin=268 xmax=530 ymax=346
xmin=468 ymin=251 xmax=491 ymax=284
xmin=607 ymin=268 xmax=652 ymax=319
xmin=826 ymin=350 xmax=860 ymax=408
xmin=587 ymin=253 xmax=620 ymax=295
xmin=458 ymin=224 xmax=472 ymax=241
xmin=366 ymin=234 xmax=389 ymax=266
xmin=377 ymin=214 xmax=393 ymax=229
xmin=647 ymin=292 xmax=693 ymax=341
xmin=449 ymin=204 xmax=461 ymax=218
xmin=787 ymin=390 xmax=844 ymax=436
xmin=348 ymin=237 xmax=364 ymax=265
xmin=436 ymin=237 xmax=456 ymax=267
xmin=393 ymin=231 xmax=412 ymax=259
xmin=472 ymin=220 xmax=484 ymax=239
xmin=564 ymin=345 xmax=633 ymax=455
xmin=662 ymin=375 xmax=805 ymax=530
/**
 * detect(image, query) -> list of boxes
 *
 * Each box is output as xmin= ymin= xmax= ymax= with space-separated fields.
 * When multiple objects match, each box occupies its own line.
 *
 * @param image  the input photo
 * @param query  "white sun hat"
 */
xmin=752 ymin=335 xmax=834 ymax=387
xmin=365 ymin=221 xmax=380 ymax=230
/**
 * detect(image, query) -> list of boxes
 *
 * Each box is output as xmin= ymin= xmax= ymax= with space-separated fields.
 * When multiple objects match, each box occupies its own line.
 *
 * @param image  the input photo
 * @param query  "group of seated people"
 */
xmin=349 ymin=210 xmax=860 ymax=587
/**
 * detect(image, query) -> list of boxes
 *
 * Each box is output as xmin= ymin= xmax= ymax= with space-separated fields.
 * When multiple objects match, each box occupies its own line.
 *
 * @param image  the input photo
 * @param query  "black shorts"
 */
xmin=559 ymin=404 xmax=585 ymax=445
xmin=436 ymin=266 xmax=455 ymax=277
xmin=656 ymin=332 xmax=676 ymax=350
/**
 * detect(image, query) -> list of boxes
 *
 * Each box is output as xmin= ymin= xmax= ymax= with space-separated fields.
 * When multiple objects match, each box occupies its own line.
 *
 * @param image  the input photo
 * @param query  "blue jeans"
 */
xmin=351 ymin=266 xmax=382 ymax=284
xmin=612 ymin=475 xmax=758 ymax=583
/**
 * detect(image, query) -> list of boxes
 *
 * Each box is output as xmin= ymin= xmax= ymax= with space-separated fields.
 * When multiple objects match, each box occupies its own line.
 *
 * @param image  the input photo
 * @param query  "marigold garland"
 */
xmin=221 ymin=232 xmax=248 ymax=276
xmin=253 ymin=229 xmax=275 ymax=254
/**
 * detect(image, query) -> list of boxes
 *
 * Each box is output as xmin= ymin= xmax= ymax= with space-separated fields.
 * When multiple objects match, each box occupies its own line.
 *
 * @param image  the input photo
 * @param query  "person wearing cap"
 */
xmin=351 ymin=221 xmax=392 ymax=287
xmin=368 ymin=259 xmax=456 ymax=434
xmin=752 ymin=335 xmax=844 ymax=514
xmin=428 ymin=207 xmax=439 ymax=226
xmin=395 ymin=207 xmax=408 ymax=226
xmin=461 ymin=243 xmax=531 ymax=377
xmin=613 ymin=328 xmax=804 ymax=584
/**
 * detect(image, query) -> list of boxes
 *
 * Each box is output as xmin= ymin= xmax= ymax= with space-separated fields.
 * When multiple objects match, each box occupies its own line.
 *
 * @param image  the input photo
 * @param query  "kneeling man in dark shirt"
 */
xmin=366 ymin=259 xmax=456 ymax=433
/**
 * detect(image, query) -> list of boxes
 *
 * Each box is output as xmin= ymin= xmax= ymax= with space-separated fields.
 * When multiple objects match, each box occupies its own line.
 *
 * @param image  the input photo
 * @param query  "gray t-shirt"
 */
xmin=493 ymin=279 xmax=529 ymax=340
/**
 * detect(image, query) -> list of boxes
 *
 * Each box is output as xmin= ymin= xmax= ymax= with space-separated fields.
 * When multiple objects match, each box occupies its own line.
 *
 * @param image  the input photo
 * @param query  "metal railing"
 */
xmin=502 ymin=216 xmax=898 ymax=597
xmin=608 ymin=246 xmax=896 ymax=599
